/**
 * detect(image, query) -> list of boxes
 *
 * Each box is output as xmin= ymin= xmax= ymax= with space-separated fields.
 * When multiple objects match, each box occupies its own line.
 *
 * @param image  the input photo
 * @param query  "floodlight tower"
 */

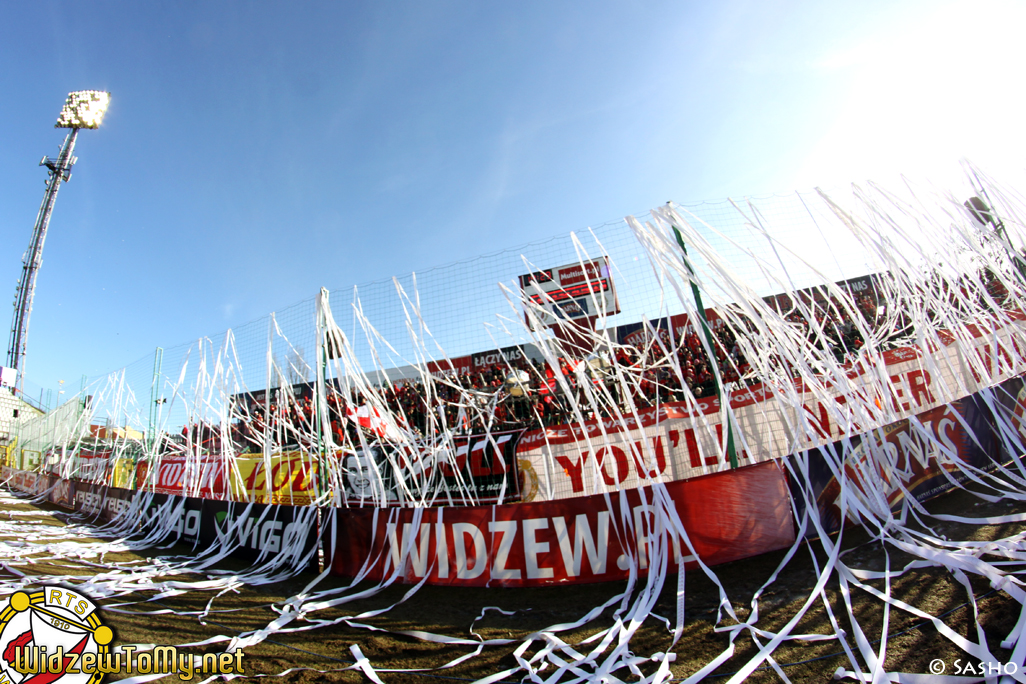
xmin=6 ymin=91 xmax=110 ymax=395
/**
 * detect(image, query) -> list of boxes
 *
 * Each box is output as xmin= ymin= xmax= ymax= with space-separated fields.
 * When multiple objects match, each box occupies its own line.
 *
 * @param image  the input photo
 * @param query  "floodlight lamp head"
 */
xmin=965 ymin=196 xmax=995 ymax=227
xmin=55 ymin=90 xmax=111 ymax=129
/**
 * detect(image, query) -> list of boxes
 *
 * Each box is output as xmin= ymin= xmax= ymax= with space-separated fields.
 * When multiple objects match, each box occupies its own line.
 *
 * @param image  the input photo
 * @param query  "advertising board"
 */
xmin=519 ymin=256 xmax=620 ymax=328
xmin=335 ymin=430 xmax=526 ymax=507
xmin=197 ymin=499 xmax=319 ymax=569
xmin=329 ymin=460 xmax=793 ymax=587
xmin=792 ymin=376 xmax=1023 ymax=536
xmin=74 ymin=482 xmax=136 ymax=522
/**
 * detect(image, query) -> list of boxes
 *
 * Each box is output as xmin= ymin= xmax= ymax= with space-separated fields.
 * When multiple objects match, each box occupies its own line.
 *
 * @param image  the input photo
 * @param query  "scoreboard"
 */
xmin=518 ymin=256 xmax=620 ymax=329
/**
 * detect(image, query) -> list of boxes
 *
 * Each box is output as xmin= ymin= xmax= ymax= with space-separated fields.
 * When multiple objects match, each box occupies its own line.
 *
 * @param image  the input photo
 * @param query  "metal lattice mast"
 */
xmin=7 ymin=129 xmax=79 ymax=391
xmin=6 ymin=91 xmax=110 ymax=395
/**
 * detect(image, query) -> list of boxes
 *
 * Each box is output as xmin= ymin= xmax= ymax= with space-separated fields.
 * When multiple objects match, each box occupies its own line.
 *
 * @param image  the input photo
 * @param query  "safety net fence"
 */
xmin=2 ymin=162 xmax=1026 ymax=682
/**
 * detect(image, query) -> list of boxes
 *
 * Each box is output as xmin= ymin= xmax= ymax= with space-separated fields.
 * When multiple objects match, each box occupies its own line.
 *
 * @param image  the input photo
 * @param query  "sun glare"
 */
xmin=795 ymin=0 xmax=1026 ymax=189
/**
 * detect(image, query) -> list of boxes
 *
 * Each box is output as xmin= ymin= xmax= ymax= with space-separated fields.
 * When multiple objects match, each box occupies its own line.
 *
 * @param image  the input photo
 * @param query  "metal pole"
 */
xmin=314 ymin=288 xmax=331 ymax=501
xmin=7 ymin=128 xmax=80 ymax=395
xmin=968 ymin=170 xmax=1026 ymax=285
xmin=148 ymin=347 xmax=164 ymax=450
xmin=671 ymin=224 xmax=739 ymax=469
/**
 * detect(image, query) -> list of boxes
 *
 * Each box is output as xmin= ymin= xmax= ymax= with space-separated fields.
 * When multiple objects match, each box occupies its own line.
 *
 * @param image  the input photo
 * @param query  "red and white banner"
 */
xmin=3 ymin=466 xmax=44 ymax=495
xmin=138 ymin=452 xmax=228 ymax=499
xmin=329 ymin=460 xmax=794 ymax=587
xmin=346 ymin=404 xmax=404 ymax=440
xmin=70 ymin=449 xmax=114 ymax=484
xmin=518 ymin=312 xmax=1026 ymax=502
xmin=47 ymin=475 xmax=76 ymax=509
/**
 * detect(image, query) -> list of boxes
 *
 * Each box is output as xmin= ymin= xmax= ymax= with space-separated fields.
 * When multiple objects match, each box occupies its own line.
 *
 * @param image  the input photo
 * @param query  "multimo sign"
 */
xmin=518 ymin=256 xmax=620 ymax=328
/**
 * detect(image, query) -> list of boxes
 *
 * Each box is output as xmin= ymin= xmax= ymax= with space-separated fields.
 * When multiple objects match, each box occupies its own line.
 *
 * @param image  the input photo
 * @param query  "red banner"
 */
xmin=329 ymin=460 xmax=793 ymax=587
xmin=138 ymin=453 xmax=228 ymax=499
xmin=71 ymin=450 xmax=113 ymax=484
xmin=47 ymin=475 xmax=76 ymax=509
xmin=6 ymin=468 xmax=47 ymax=495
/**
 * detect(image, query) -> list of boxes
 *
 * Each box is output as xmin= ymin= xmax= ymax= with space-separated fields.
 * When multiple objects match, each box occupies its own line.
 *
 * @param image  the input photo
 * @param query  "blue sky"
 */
xmin=1 ymin=0 xmax=1025 ymax=396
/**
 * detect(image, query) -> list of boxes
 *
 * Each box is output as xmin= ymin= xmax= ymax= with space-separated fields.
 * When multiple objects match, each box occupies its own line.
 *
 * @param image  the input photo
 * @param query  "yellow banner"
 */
xmin=109 ymin=457 xmax=136 ymax=490
xmin=228 ymin=452 xmax=321 ymax=505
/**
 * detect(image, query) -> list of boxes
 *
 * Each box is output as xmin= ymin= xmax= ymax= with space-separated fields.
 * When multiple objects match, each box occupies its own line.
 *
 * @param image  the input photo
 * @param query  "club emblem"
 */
xmin=0 ymin=588 xmax=113 ymax=684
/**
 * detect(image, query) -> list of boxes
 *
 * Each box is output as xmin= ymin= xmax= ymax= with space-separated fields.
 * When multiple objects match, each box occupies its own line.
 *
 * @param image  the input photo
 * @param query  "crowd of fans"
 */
xmin=170 ymin=262 xmax=1019 ymax=455
xmin=202 ymin=280 xmax=915 ymax=453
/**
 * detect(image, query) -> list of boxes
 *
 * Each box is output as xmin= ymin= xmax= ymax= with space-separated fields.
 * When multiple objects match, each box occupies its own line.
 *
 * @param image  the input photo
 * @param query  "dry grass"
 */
xmin=1 ymin=485 xmax=1022 ymax=682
